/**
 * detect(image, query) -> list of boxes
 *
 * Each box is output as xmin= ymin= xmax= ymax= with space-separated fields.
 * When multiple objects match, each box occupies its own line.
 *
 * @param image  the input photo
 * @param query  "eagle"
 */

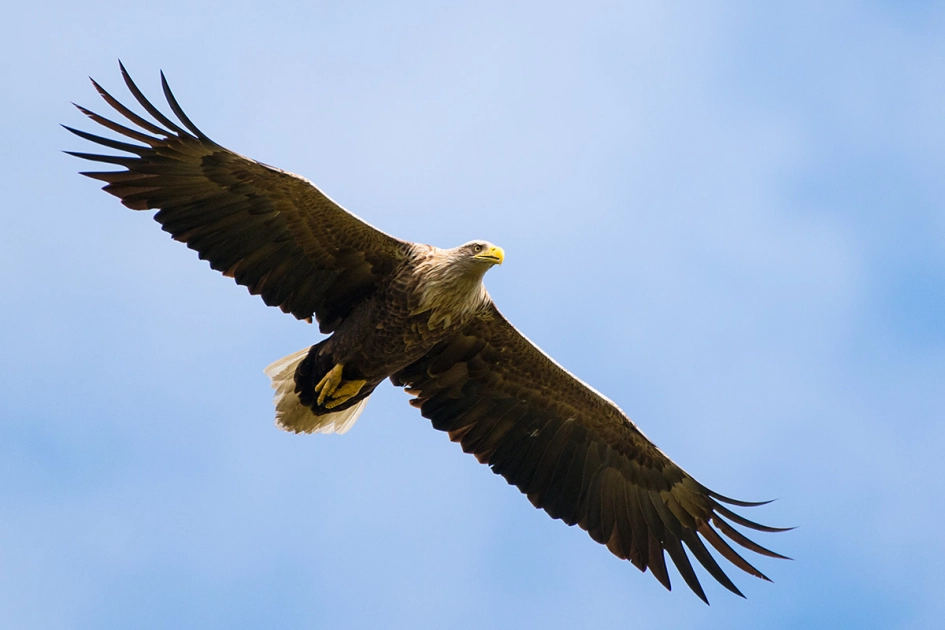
xmin=65 ymin=63 xmax=789 ymax=603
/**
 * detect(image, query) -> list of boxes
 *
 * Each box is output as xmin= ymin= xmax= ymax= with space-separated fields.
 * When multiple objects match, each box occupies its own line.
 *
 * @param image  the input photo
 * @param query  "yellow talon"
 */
xmin=314 ymin=364 xmax=367 ymax=408
xmin=324 ymin=379 xmax=367 ymax=409
xmin=314 ymin=364 xmax=345 ymax=406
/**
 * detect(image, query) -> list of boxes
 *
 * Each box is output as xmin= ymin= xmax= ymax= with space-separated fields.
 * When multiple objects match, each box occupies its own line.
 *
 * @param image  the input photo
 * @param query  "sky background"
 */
xmin=2 ymin=1 xmax=944 ymax=628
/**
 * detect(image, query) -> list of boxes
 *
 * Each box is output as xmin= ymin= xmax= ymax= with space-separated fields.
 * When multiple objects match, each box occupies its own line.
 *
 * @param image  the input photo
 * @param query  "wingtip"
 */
xmin=72 ymin=103 xmax=95 ymax=118
xmin=117 ymin=60 xmax=131 ymax=85
xmin=710 ymin=500 xmax=794 ymax=533
xmin=709 ymin=491 xmax=776 ymax=508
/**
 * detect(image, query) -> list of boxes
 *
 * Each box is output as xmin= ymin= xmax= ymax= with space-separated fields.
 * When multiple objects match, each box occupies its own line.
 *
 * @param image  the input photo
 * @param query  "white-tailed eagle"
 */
xmin=65 ymin=63 xmax=789 ymax=603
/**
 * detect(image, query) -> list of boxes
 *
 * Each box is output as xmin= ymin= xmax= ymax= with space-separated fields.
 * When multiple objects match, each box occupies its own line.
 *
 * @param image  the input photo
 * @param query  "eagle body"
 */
xmin=283 ymin=242 xmax=501 ymax=429
xmin=66 ymin=64 xmax=789 ymax=604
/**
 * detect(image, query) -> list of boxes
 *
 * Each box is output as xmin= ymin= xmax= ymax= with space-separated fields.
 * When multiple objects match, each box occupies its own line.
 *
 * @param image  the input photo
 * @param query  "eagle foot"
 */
xmin=314 ymin=363 xmax=366 ymax=409
xmin=324 ymin=379 xmax=367 ymax=409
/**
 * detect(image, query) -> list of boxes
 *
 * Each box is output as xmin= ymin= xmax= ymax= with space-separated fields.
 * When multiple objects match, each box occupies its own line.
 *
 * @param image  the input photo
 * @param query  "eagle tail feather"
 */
xmin=265 ymin=348 xmax=370 ymax=434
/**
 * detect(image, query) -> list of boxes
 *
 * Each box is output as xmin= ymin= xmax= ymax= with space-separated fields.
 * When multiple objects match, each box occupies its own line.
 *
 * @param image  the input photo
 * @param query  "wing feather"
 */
xmin=392 ymin=302 xmax=788 ymax=602
xmin=66 ymin=63 xmax=410 ymax=330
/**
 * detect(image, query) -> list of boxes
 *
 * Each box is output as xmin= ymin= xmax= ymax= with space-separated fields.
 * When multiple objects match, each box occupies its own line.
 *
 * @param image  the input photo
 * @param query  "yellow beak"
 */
xmin=475 ymin=245 xmax=504 ymax=265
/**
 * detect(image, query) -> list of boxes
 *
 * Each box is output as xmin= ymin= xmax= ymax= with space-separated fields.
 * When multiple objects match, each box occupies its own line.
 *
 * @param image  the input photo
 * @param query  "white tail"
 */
xmin=264 ymin=348 xmax=369 ymax=435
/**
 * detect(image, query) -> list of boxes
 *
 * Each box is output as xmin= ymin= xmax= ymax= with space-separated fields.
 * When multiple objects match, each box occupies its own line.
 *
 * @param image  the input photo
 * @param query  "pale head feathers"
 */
xmin=411 ymin=240 xmax=503 ymax=329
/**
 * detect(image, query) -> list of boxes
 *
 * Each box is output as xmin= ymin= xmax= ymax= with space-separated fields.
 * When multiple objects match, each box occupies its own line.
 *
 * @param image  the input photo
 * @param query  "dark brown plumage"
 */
xmin=66 ymin=63 xmax=789 ymax=603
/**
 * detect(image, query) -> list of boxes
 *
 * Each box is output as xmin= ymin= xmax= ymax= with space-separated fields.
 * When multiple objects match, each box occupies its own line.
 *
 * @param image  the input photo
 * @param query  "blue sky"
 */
xmin=3 ymin=1 xmax=944 ymax=628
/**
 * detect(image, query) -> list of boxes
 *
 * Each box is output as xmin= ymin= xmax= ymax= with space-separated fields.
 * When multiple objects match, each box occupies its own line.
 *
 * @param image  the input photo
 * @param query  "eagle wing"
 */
xmin=65 ymin=63 xmax=409 ymax=332
xmin=392 ymin=302 xmax=788 ymax=603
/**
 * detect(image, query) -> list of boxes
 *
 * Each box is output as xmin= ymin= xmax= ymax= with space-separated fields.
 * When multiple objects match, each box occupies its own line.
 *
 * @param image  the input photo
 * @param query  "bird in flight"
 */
xmin=65 ymin=62 xmax=789 ymax=603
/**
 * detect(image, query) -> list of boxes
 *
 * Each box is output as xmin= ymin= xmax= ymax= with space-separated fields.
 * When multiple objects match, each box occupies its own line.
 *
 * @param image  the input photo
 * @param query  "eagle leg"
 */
xmin=314 ymin=363 xmax=367 ymax=409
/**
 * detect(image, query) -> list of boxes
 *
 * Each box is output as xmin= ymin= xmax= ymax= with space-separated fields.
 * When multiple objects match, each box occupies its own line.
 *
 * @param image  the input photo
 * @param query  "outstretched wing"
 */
xmin=392 ymin=302 xmax=789 ymax=603
xmin=65 ymin=62 xmax=410 ymax=332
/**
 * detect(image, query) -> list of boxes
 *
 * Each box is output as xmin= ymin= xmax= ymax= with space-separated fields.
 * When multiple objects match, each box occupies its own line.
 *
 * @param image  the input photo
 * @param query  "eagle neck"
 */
xmin=411 ymin=248 xmax=489 ymax=331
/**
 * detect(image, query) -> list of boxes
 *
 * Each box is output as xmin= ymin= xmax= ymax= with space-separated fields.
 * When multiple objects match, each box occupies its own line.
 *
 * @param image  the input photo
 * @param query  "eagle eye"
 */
xmin=473 ymin=244 xmax=483 ymax=253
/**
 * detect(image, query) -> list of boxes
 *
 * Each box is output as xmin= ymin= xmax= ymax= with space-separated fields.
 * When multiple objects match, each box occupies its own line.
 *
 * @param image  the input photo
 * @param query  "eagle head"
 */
xmin=461 ymin=240 xmax=504 ymax=267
